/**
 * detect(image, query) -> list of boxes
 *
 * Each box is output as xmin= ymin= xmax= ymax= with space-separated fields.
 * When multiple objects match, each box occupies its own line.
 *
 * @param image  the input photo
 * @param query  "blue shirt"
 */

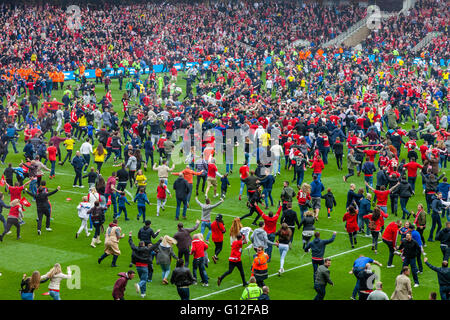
xmin=437 ymin=182 xmax=450 ymax=200
xmin=310 ymin=180 xmax=324 ymax=198
xmin=353 ymin=257 xmax=374 ymax=269
xmin=411 ymin=230 xmax=423 ymax=247
xmin=134 ymin=193 xmax=149 ymax=207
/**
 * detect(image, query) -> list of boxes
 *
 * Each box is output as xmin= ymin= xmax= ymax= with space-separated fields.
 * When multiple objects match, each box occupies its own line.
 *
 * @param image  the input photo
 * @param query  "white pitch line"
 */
xmin=192 ymin=241 xmax=381 ymax=300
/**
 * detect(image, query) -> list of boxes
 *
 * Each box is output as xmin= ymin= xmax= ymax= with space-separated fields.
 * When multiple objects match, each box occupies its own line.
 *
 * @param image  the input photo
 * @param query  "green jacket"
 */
xmin=240 ymin=283 xmax=262 ymax=300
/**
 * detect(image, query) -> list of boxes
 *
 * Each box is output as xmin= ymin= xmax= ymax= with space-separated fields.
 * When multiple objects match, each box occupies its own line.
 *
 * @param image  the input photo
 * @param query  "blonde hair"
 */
xmin=305 ymin=210 xmax=314 ymax=217
xmin=230 ymin=217 xmax=243 ymax=238
xmin=193 ymin=233 xmax=205 ymax=242
xmin=161 ymin=235 xmax=177 ymax=247
xmin=301 ymin=183 xmax=311 ymax=194
xmin=10 ymin=199 xmax=20 ymax=207
xmin=46 ymin=263 xmax=62 ymax=279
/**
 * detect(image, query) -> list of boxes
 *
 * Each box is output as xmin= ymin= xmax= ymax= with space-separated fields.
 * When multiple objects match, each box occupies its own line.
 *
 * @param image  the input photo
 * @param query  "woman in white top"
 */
xmin=76 ymin=196 xmax=91 ymax=239
xmin=41 ymin=263 xmax=72 ymax=300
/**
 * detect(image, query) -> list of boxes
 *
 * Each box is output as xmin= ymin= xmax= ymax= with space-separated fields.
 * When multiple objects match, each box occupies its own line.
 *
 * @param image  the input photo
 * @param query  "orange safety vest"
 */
xmin=58 ymin=71 xmax=65 ymax=82
xmin=80 ymin=65 xmax=85 ymax=75
xmin=95 ymin=68 xmax=102 ymax=77
xmin=252 ymin=252 xmax=269 ymax=271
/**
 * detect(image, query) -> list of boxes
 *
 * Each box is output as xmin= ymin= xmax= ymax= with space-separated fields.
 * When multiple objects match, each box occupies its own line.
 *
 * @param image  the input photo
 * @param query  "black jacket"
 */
xmin=322 ymin=192 xmax=336 ymax=209
xmin=138 ymin=226 xmax=159 ymax=245
xmin=376 ymin=170 xmax=389 ymax=187
xmin=26 ymin=189 xmax=58 ymax=212
xmin=422 ymin=173 xmax=444 ymax=193
xmin=170 ymin=266 xmax=196 ymax=287
xmin=397 ymin=180 xmax=413 ymax=198
xmin=425 ymin=262 xmax=450 ymax=286
xmin=436 ymin=227 xmax=450 ymax=247
xmin=117 ymin=168 xmax=129 ymax=182
xmin=357 ymin=269 xmax=376 ymax=291
xmin=299 ymin=216 xmax=315 ymax=231
xmin=173 ymin=177 xmax=190 ymax=200
xmin=398 ymin=238 xmax=421 ymax=259
xmin=280 ymin=209 xmax=300 ymax=229
xmin=129 ymin=237 xmax=160 ymax=264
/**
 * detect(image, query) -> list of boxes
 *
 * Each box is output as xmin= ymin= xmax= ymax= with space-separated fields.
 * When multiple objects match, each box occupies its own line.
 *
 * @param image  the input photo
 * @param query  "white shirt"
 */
xmin=270 ymin=144 xmax=283 ymax=157
xmin=80 ymin=142 xmax=93 ymax=155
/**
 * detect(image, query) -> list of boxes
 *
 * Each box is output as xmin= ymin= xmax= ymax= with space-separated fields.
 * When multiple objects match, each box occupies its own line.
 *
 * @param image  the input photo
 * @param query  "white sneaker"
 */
xmin=387 ymin=265 xmax=395 ymax=268
xmin=202 ymin=283 xmax=209 ymax=287
xmin=414 ymin=283 xmax=419 ymax=287
xmin=214 ymin=194 xmax=219 ymax=198
xmin=37 ymin=230 xmax=41 ymax=235
xmin=134 ymin=283 xmax=141 ymax=294
xmin=79 ymin=185 xmax=84 ymax=188
xmin=141 ymin=294 xmax=146 ymax=298
xmin=6 ymin=231 xmax=11 ymax=235
xmin=46 ymin=228 xmax=52 ymax=231
xmin=86 ymin=233 xmax=91 ymax=237
xmin=73 ymin=185 xmax=77 ymax=188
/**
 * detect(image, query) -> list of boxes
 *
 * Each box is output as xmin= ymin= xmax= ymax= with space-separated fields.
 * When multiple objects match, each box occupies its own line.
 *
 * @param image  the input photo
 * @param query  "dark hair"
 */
xmin=258 ymin=221 xmax=264 ymax=228
xmin=314 ymin=231 xmax=320 ymax=238
xmin=127 ymin=270 xmax=135 ymax=275
xmin=176 ymin=259 xmax=185 ymax=268
xmin=145 ymin=220 xmax=151 ymax=226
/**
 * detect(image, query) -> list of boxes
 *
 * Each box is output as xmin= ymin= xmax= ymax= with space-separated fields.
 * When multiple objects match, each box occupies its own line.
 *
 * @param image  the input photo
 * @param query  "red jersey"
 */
xmin=363 ymin=149 xmax=378 ymax=162
xmin=403 ymin=162 xmax=423 ymax=177
xmin=156 ymin=185 xmax=168 ymax=199
xmin=239 ymin=165 xmax=249 ymax=179
xmin=47 ymin=146 xmax=57 ymax=161
xmin=211 ymin=221 xmax=226 ymax=243
xmin=229 ymin=240 xmax=243 ymax=262
xmin=382 ymin=221 xmax=399 ymax=245
xmin=207 ymin=163 xmax=218 ymax=178
xmin=342 ymin=212 xmax=359 ymax=233
xmin=190 ymin=239 xmax=208 ymax=259
xmin=374 ymin=189 xmax=390 ymax=206
xmin=9 ymin=186 xmax=24 ymax=201
xmin=256 ymin=205 xmax=282 ymax=234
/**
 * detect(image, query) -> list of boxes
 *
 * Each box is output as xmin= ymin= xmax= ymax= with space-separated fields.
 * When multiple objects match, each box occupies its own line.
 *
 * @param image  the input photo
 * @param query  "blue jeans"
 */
xmin=296 ymin=170 xmax=304 ymax=187
xmin=176 ymin=198 xmax=188 ymax=219
xmin=137 ymin=206 xmax=146 ymax=221
xmin=263 ymin=188 xmax=273 ymax=207
xmin=201 ymin=221 xmax=212 ymax=241
xmin=21 ymin=292 xmax=34 ymax=300
xmin=136 ymin=266 xmax=148 ymax=294
xmin=266 ymin=233 xmax=276 ymax=260
xmin=226 ymin=163 xmax=233 ymax=173
xmin=160 ymin=263 xmax=171 ymax=280
xmin=352 ymin=267 xmax=364 ymax=299
xmin=272 ymin=156 xmax=281 ymax=174
xmin=82 ymin=154 xmax=90 ymax=171
xmin=402 ymin=257 xmax=419 ymax=284
xmin=408 ymin=176 xmax=416 ymax=192
xmin=192 ymin=257 xmax=208 ymax=284
xmin=400 ymin=197 xmax=410 ymax=219
xmin=104 ymin=193 xmax=117 ymax=215
xmin=314 ymin=284 xmax=326 ymax=300
xmin=50 ymin=160 xmax=56 ymax=176
xmin=49 ymin=290 xmax=61 ymax=300
xmin=364 ymin=175 xmax=373 ymax=193
xmin=177 ymin=287 xmax=190 ymax=300
xmin=358 ymin=215 xmax=370 ymax=235
xmin=428 ymin=213 xmax=442 ymax=241
xmin=440 ymin=286 xmax=450 ymax=300
xmin=239 ymin=181 xmax=247 ymax=196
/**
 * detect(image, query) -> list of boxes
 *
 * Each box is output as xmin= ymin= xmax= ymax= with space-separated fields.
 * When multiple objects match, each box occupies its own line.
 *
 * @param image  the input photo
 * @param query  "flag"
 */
xmin=0 ymin=175 xmax=5 ymax=187
xmin=21 ymin=197 xmax=31 ymax=207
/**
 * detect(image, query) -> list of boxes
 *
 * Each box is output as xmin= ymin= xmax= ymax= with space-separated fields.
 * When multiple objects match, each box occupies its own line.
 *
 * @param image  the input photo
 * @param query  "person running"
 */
xmin=254 ymin=203 xmax=282 ymax=262
xmin=190 ymin=233 xmax=209 ymax=286
xmin=398 ymin=232 xmax=421 ymax=287
xmin=173 ymin=220 xmax=200 ymax=268
xmin=25 ymin=185 xmax=60 ymax=235
xmin=342 ymin=205 xmax=359 ymax=248
xmin=0 ymin=199 xmax=22 ymax=241
xmin=211 ymin=214 xmax=226 ymax=264
xmin=98 ymin=219 xmax=125 ymax=267
xmin=391 ymin=266 xmax=413 ymax=300
xmin=363 ymin=206 xmax=388 ymax=254
xmin=170 ymin=259 xmax=196 ymax=300
xmin=305 ymin=231 xmax=337 ymax=283
xmin=41 ymin=263 xmax=72 ymax=300
xmin=156 ymin=179 xmax=171 ymax=217
xmin=87 ymin=200 xmax=106 ymax=248
xmin=436 ymin=221 xmax=450 ymax=262
xmin=280 ymin=202 xmax=300 ymax=244
xmin=195 ymin=196 xmax=224 ymax=242
xmin=93 ymin=143 xmax=108 ymax=173
xmin=75 ymin=196 xmax=91 ymax=239
xmin=314 ymin=258 xmax=333 ymax=300
xmin=128 ymin=231 xmax=161 ymax=298
xmin=112 ymin=270 xmax=135 ymax=300
xmin=382 ymin=220 xmax=402 ymax=268
xmin=217 ymin=233 xmax=248 ymax=287
xmin=299 ymin=210 xmax=316 ymax=251
xmin=134 ymin=187 xmax=150 ymax=222
xmin=20 ymin=271 xmax=47 ymax=300
xmin=274 ymin=223 xmax=292 ymax=276
xmin=424 ymin=257 xmax=450 ymax=300
xmin=155 ymin=235 xmax=178 ymax=285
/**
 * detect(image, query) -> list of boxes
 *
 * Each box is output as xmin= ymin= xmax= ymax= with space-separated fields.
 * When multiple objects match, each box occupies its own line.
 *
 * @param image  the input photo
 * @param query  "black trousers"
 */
xmin=73 ymin=169 xmax=82 ymax=186
xmin=37 ymin=210 xmax=51 ymax=231
xmin=196 ymin=175 xmax=206 ymax=194
xmin=1 ymin=217 xmax=20 ymax=238
xmin=178 ymin=247 xmax=190 ymax=268
xmin=214 ymin=241 xmax=223 ymax=257
xmin=219 ymin=261 xmax=247 ymax=285
xmin=336 ymin=154 xmax=343 ymax=170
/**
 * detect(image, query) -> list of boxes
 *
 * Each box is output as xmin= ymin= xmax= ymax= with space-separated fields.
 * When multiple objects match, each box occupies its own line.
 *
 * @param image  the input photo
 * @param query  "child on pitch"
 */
xmin=76 ymin=196 xmax=91 ymax=238
xmin=116 ymin=191 xmax=131 ymax=220
xmin=322 ymin=188 xmax=337 ymax=219
xmin=156 ymin=179 xmax=171 ymax=217
xmin=220 ymin=173 xmax=230 ymax=198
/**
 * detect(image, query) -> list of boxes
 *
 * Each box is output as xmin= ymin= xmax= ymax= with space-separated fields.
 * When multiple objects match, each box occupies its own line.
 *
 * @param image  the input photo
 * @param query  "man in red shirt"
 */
xmin=205 ymin=158 xmax=222 ymax=198
xmin=47 ymin=141 xmax=58 ymax=179
xmin=403 ymin=158 xmax=423 ymax=191
xmin=366 ymin=182 xmax=399 ymax=214
xmin=363 ymin=149 xmax=378 ymax=162
xmin=254 ymin=204 xmax=282 ymax=262
xmin=217 ymin=233 xmax=247 ymax=287
xmin=382 ymin=220 xmax=402 ymax=268
xmin=239 ymin=161 xmax=250 ymax=200
xmin=283 ymin=138 xmax=294 ymax=170
xmin=419 ymin=141 xmax=429 ymax=163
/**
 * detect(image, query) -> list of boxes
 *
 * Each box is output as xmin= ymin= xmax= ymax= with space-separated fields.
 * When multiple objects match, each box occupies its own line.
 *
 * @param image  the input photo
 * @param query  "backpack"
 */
xmin=368 ymin=219 xmax=377 ymax=231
